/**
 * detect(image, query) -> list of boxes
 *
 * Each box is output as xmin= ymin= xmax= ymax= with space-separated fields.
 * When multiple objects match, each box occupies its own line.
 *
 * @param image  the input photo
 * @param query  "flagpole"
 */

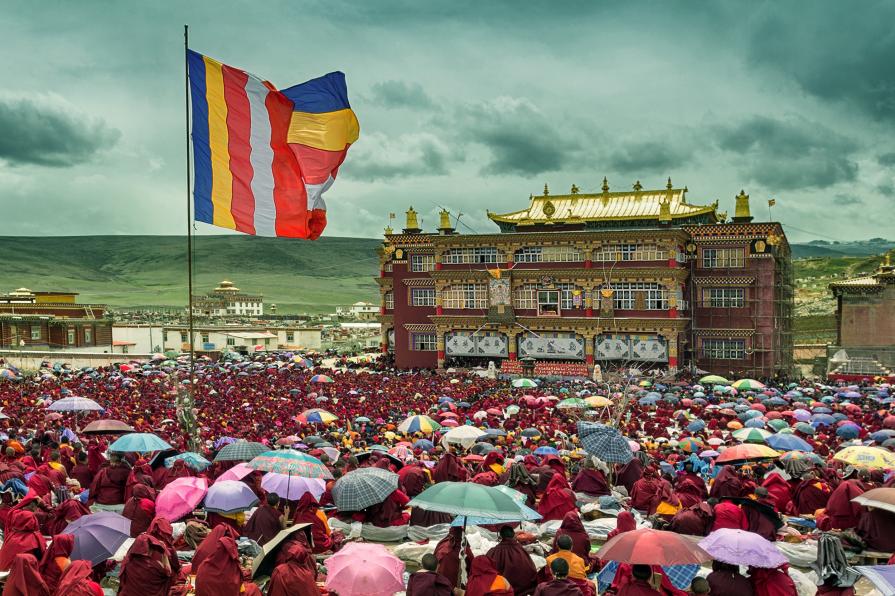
xmin=184 ymin=24 xmax=198 ymax=451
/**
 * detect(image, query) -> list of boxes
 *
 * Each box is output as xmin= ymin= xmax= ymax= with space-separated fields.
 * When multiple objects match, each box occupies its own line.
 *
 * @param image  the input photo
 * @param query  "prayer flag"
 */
xmin=188 ymin=50 xmax=359 ymax=239
xmin=768 ymin=198 xmax=776 ymax=207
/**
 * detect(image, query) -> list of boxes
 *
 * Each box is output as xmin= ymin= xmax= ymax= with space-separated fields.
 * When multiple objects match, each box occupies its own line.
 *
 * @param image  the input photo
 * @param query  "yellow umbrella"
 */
xmin=585 ymin=396 xmax=613 ymax=408
xmin=833 ymin=446 xmax=895 ymax=469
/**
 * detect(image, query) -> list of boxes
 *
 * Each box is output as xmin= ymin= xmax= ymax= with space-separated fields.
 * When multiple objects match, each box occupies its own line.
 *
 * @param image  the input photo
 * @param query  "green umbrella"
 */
xmin=767 ymin=419 xmax=790 ymax=432
xmin=700 ymin=375 xmax=730 ymax=385
xmin=732 ymin=428 xmax=771 ymax=443
xmin=556 ymin=398 xmax=588 ymax=410
xmin=407 ymin=481 xmax=532 ymax=521
xmin=512 ymin=378 xmax=537 ymax=388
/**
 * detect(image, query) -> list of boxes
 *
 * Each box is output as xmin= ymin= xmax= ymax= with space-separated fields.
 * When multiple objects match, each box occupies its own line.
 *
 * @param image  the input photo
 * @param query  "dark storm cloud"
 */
xmin=344 ymin=132 xmax=459 ymax=181
xmin=745 ymin=1 xmax=895 ymax=122
xmin=877 ymin=153 xmax=895 ymax=167
xmin=714 ymin=115 xmax=859 ymax=190
xmin=834 ymin=194 xmax=862 ymax=206
xmin=0 ymin=96 xmax=120 ymax=167
xmin=606 ymin=140 xmax=693 ymax=174
xmin=367 ymin=80 xmax=434 ymax=110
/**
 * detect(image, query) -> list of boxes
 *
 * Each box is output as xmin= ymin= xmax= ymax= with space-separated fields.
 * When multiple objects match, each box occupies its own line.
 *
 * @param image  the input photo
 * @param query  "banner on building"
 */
xmin=518 ymin=332 xmax=584 ymax=360
xmin=445 ymin=332 xmax=508 ymax=357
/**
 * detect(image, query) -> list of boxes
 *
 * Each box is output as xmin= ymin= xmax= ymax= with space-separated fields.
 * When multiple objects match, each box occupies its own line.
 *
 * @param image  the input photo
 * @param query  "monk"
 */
xmin=54 ymin=560 xmax=104 ymax=596
xmin=552 ymin=512 xmax=591 ymax=562
xmin=571 ymin=460 xmax=610 ymax=497
xmin=407 ymin=553 xmax=453 ymax=596
xmin=616 ymin=457 xmax=644 ymax=494
xmin=37 ymin=534 xmax=73 ymax=592
xmin=487 ymin=526 xmax=538 ymax=596
xmin=821 ymin=474 xmax=865 ymax=530
xmin=291 ymin=493 xmax=333 ymax=553
xmin=617 ymin=565 xmax=662 ymax=595
xmin=397 ymin=463 xmax=429 ymax=497
xmin=432 ymin=450 xmax=468 ymax=483
xmin=538 ymin=474 xmax=577 ymax=521
xmin=267 ymin=542 xmax=321 ymax=596
xmin=0 ymin=510 xmax=44 ymax=571
xmin=630 ymin=466 xmax=665 ymax=515
xmin=668 ymin=502 xmax=713 ymax=536
xmin=711 ymin=499 xmax=748 ymax=531
xmin=118 ymin=534 xmax=174 ymax=596
xmin=546 ymin=535 xmax=593 ymax=596
xmin=709 ymin=466 xmax=746 ymax=499
xmin=191 ymin=524 xmax=240 ymax=572
xmin=3 ymin=553 xmax=50 ymax=596
xmin=534 ymin=558 xmax=582 ymax=596
xmin=761 ymin=471 xmax=793 ymax=513
xmin=243 ymin=492 xmax=284 ymax=545
xmin=434 ymin=526 xmax=473 ymax=589
xmin=193 ymin=528 xmax=242 ymax=596
xmin=857 ymin=507 xmax=895 ymax=551
xmin=69 ymin=453 xmax=93 ymax=491
xmin=749 ymin=564 xmax=798 ymax=596
xmin=465 ymin=555 xmax=513 ymax=596
xmin=706 ymin=561 xmax=753 ymax=595
xmin=790 ymin=470 xmax=832 ymax=515
xmin=147 ymin=517 xmax=180 ymax=577
xmin=504 ymin=463 xmax=537 ymax=507
xmin=45 ymin=499 xmax=90 ymax=536
xmin=88 ymin=452 xmax=130 ymax=506
xmin=121 ymin=484 xmax=156 ymax=537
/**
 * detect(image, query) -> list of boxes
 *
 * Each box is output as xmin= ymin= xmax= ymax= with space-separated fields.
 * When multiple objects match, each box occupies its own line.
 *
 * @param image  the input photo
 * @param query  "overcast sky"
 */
xmin=1 ymin=1 xmax=893 ymax=242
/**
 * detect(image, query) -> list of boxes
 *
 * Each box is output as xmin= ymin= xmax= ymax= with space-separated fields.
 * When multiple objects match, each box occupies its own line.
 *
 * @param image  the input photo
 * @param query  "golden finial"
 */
xmin=885 ymin=253 xmax=892 ymax=268
xmin=658 ymin=197 xmax=671 ymax=223
xmin=384 ymin=225 xmax=393 ymax=236
xmin=602 ymin=177 xmax=609 ymax=194
xmin=666 ymin=177 xmax=673 ymax=190
xmin=570 ymin=184 xmax=579 ymax=194
xmin=404 ymin=206 xmax=420 ymax=233
xmin=633 ymin=180 xmax=643 ymax=192
xmin=438 ymin=209 xmax=453 ymax=233
xmin=733 ymin=190 xmax=753 ymax=223
xmin=543 ymin=183 xmax=550 ymax=196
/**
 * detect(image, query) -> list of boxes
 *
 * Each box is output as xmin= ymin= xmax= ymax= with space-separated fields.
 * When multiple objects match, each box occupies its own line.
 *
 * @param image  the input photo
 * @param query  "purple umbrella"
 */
xmin=261 ymin=472 xmax=326 ymax=501
xmin=793 ymin=409 xmax=811 ymax=422
xmin=698 ymin=528 xmax=787 ymax=568
xmin=63 ymin=512 xmax=131 ymax=566
xmin=204 ymin=480 xmax=259 ymax=513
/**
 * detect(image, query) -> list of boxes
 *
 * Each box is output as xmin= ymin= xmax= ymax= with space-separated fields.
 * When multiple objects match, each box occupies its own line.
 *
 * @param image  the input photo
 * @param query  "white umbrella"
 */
xmin=441 ymin=426 xmax=487 ymax=450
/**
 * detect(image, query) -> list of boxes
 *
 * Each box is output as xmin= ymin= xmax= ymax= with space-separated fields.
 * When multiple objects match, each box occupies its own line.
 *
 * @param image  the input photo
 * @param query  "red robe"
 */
xmin=749 ymin=566 xmax=798 ymax=596
xmin=194 ymin=534 xmax=241 ymax=596
xmin=291 ymin=493 xmax=331 ymax=552
xmin=0 ymin=510 xmax=44 ymax=571
xmin=487 ymin=537 xmax=539 ymax=596
xmin=191 ymin=524 xmax=239 ymax=572
xmin=2 ymin=553 xmax=50 ymax=596
xmin=711 ymin=501 xmax=748 ymax=532
xmin=434 ymin=528 xmax=474 ymax=589
xmin=761 ymin=473 xmax=792 ymax=513
xmin=243 ymin=504 xmax=282 ymax=545
xmin=571 ymin=469 xmax=609 ymax=497
xmin=552 ymin=512 xmax=590 ymax=562
xmin=54 ymin=560 xmax=104 ymax=596
xmin=37 ymin=534 xmax=73 ymax=593
xmin=790 ymin=479 xmax=832 ymax=515
xmin=822 ymin=480 xmax=864 ymax=530
xmin=118 ymin=535 xmax=174 ymax=596
xmin=407 ymin=570 xmax=454 ymax=596
xmin=267 ymin=543 xmax=320 ymax=596
xmin=538 ymin=474 xmax=577 ymax=522
xmin=533 ymin=578 xmax=583 ymax=596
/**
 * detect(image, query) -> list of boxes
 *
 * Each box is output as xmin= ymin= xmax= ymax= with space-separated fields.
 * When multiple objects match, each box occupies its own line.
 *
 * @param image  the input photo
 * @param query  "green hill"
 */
xmin=0 ymin=235 xmax=382 ymax=314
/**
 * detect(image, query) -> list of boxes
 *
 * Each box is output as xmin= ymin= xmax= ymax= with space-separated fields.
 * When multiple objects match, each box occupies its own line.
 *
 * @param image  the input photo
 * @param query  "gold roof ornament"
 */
xmin=571 ymin=184 xmax=579 ymax=194
xmin=633 ymin=180 xmax=643 ymax=192
xmin=666 ymin=177 xmax=673 ymax=190
xmin=384 ymin=225 xmax=393 ymax=236
xmin=733 ymin=189 xmax=753 ymax=223
xmin=658 ymin=197 xmax=672 ymax=223
xmin=543 ymin=183 xmax=550 ymax=196
xmin=438 ymin=209 xmax=456 ymax=235
xmin=602 ymin=177 xmax=610 ymax=195
xmin=404 ymin=206 xmax=421 ymax=234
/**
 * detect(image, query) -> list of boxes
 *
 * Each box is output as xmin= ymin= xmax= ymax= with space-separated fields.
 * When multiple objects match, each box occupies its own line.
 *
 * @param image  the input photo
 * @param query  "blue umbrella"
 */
xmin=766 ymin=434 xmax=814 ymax=452
xmin=745 ymin=418 xmax=766 ymax=429
xmin=577 ymin=422 xmax=633 ymax=464
xmin=812 ymin=406 xmax=832 ymax=414
xmin=484 ymin=428 xmax=507 ymax=437
xmin=812 ymin=414 xmax=835 ymax=426
xmin=739 ymin=410 xmax=763 ymax=421
xmin=638 ymin=396 xmax=658 ymax=406
xmin=164 ymin=452 xmax=212 ymax=471
xmin=687 ymin=420 xmax=706 ymax=433
xmin=47 ymin=397 xmax=103 ymax=412
xmin=64 ymin=512 xmax=131 ymax=566
xmin=109 ymin=433 xmax=173 ymax=453
xmin=534 ymin=446 xmax=559 ymax=456
xmin=766 ymin=397 xmax=788 ymax=407
xmin=451 ymin=502 xmax=542 ymax=526
xmin=871 ymin=430 xmax=895 ymax=443
xmin=413 ymin=439 xmax=435 ymax=452
xmin=836 ymin=424 xmax=861 ymax=439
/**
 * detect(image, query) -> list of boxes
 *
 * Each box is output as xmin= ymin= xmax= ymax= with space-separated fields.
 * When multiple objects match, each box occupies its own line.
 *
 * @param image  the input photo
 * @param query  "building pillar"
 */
xmin=667 ymin=334 xmax=679 ymax=372
xmin=380 ymin=327 xmax=389 ymax=354
xmin=508 ymin=330 xmax=519 ymax=361
xmin=435 ymin=252 xmax=443 ymax=271
xmin=435 ymin=293 xmax=443 ymax=316
xmin=436 ymin=333 xmax=445 ymax=369
xmin=584 ymin=332 xmax=595 ymax=373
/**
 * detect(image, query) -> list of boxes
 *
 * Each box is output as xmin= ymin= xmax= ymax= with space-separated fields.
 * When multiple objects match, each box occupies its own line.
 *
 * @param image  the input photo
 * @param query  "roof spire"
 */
xmin=601 ymin=177 xmax=610 ymax=195
xmin=543 ymin=183 xmax=550 ymax=196
xmin=633 ymin=180 xmax=643 ymax=192
xmin=666 ymin=177 xmax=673 ymax=190
xmin=570 ymin=184 xmax=579 ymax=194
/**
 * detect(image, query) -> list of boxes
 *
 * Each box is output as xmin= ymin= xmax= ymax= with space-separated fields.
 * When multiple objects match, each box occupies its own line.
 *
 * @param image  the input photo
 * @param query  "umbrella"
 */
xmin=252 ymin=524 xmax=315 ymax=578
xmin=48 ymin=396 xmax=103 ymax=412
xmin=261 ymin=473 xmax=326 ymax=501
xmin=164 ymin=452 xmax=211 ymax=471
xmin=521 ymin=428 xmax=542 ymax=438
xmin=556 ymin=398 xmax=588 ymax=410
xmin=687 ymin=420 xmax=706 ymax=433
xmin=512 ymin=378 xmax=537 ymax=388
xmin=596 ymin=528 xmax=712 ymax=566
xmin=577 ymin=421 xmax=633 ymax=464
xmin=248 ymin=450 xmax=333 ymax=479
xmin=744 ymin=418 xmax=766 ymax=429
xmin=851 ymin=488 xmax=895 ymax=514
xmin=699 ymin=450 xmax=720 ymax=458
xmin=442 ymin=426 xmax=487 ymax=449
xmin=109 ymin=433 xmax=172 ymax=453
xmin=715 ymin=444 xmax=780 ymax=464
xmin=732 ymin=379 xmax=766 ymax=391
xmin=332 ymin=468 xmax=399 ymax=511
xmin=678 ymin=438 xmax=703 ymax=453
xmin=204 ymin=480 xmax=260 ymax=513
xmin=795 ymin=422 xmax=816 ymax=435
xmin=732 ymin=428 xmax=771 ymax=443
xmin=156 ymin=477 xmax=208 ymax=521
xmin=217 ymin=462 xmax=254 ymax=482
xmin=213 ymin=441 xmax=268 ymax=462
xmin=64 ymin=512 xmax=131 ymax=566
xmin=297 ymin=409 xmax=338 ymax=424
xmin=698 ymin=528 xmax=787 ymax=568
xmin=413 ymin=439 xmax=435 ymax=452
xmin=534 ymin=446 xmax=559 ymax=456
xmin=80 ymin=419 xmax=134 ymax=435
xmin=355 ymin=416 xmax=371 ymax=423
xmin=856 ymin=565 xmax=895 ymax=596
xmin=451 ymin=502 xmax=542 ymax=526
xmin=325 ymin=542 xmax=405 ymax=596
xmin=585 ymin=395 xmax=613 ymax=408
xmin=397 ymin=415 xmax=442 ymax=434
xmin=310 ymin=374 xmax=334 ymax=383
xmin=834 ymin=446 xmax=895 ymax=469
xmin=699 ymin=375 xmax=730 ymax=386
xmin=768 ymin=419 xmax=790 ymax=432
xmin=766 ymin=434 xmax=814 ymax=452
xmin=408 ymin=481 xmax=534 ymax=521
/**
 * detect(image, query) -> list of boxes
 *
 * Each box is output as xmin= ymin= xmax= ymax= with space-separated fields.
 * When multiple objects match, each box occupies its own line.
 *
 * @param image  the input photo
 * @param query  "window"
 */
xmin=644 ymin=285 xmax=669 ymax=310
xmin=514 ymin=246 xmax=582 ymax=263
xmin=383 ymin=262 xmax=393 ymax=273
xmin=84 ymin=328 xmax=92 ymax=344
xmin=442 ymin=284 xmax=487 ymax=309
xmin=180 ymin=332 xmax=187 ymax=343
xmin=442 ymin=247 xmax=502 ymax=264
xmin=702 ymin=339 xmax=746 ymax=360
xmin=30 ymin=326 xmax=40 ymax=340
xmin=410 ymin=333 xmax=437 ymax=351
xmin=411 ymin=288 xmax=436 ymax=307
xmin=702 ymin=248 xmax=744 ymax=268
xmin=67 ymin=329 xmax=75 ymax=345
xmin=602 ymin=282 xmax=668 ymax=310
xmin=556 ymin=283 xmax=582 ymax=309
xmin=612 ymin=285 xmax=635 ymax=310
xmin=201 ymin=333 xmax=210 ymax=343
xmin=593 ymin=244 xmax=668 ymax=262
xmin=538 ymin=290 xmax=560 ymax=316
xmin=226 ymin=337 xmax=236 ymax=346
xmin=410 ymin=254 xmax=435 ymax=272
xmin=703 ymin=288 xmax=745 ymax=308
xmin=513 ymin=284 xmax=537 ymax=310
xmin=384 ymin=291 xmax=394 ymax=310
xmin=286 ymin=332 xmax=294 ymax=342
xmin=619 ymin=244 xmax=638 ymax=261
xmin=163 ymin=331 xmax=169 ymax=342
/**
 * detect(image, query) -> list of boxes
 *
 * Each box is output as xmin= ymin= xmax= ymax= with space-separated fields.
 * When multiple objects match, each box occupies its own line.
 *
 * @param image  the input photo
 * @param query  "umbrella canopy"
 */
xmin=156 ymin=477 xmax=208 ymax=521
xmin=261 ymin=473 xmax=326 ymax=501
xmin=214 ymin=440 xmax=269 ymax=462
xmin=834 ymin=446 xmax=895 ymax=469
xmin=248 ymin=450 xmax=333 ymax=479
xmin=512 ymin=378 xmax=537 ymax=388
xmin=297 ymin=408 xmax=338 ymax=424
xmin=397 ymin=415 xmax=441 ymax=434
xmin=851 ymin=488 xmax=895 ymax=514
xmin=441 ymin=426 xmax=487 ymax=449
xmin=732 ymin=428 xmax=771 ymax=443
xmin=556 ymin=398 xmax=588 ymax=410
xmin=699 ymin=375 xmax=730 ymax=385
xmin=80 ymin=419 xmax=134 ymax=435
xmin=596 ymin=528 xmax=712 ymax=566
xmin=48 ymin=396 xmax=103 ymax=412
xmin=164 ymin=452 xmax=211 ymax=471
xmin=325 ymin=542 xmax=405 ymax=596
xmin=678 ymin=438 xmax=704 ymax=453
xmin=310 ymin=374 xmax=334 ymax=383
xmin=109 ymin=433 xmax=172 ymax=453
xmin=577 ymin=421 xmax=633 ymax=464
xmin=766 ymin=434 xmax=814 ymax=453
xmin=64 ymin=512 xmax=131 ymax=566
xmin=732 ymin=379 xmax=766 ymax=391
xmin=217 ymin=462 xmax=254 ymax=482
xmin=408 ymin=481 xmax=533 ymax=521
xmin=332 ymin=467 xmax=399 ymax=511
xmin=856 ymin=566 xmax=895 ymax=596
xmin=698 ymin=528 xmax=787 ymax=568
xmin=585 ymin=395 xmax=613 ymax=408
xmin=715 ymin=444 xmax=780 ymax=464
xmin=204 ymin=480 xmax=260 ymax=513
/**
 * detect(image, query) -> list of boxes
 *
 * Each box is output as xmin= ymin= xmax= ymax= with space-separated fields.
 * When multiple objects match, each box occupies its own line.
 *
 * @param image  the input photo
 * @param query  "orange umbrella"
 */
xmin=716 ymin=444 xmax=780 ymax=464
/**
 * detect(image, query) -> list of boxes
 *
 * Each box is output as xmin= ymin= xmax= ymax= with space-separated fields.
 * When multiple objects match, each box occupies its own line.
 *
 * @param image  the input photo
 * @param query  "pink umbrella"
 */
xmin=261 ymin=472 xmax=325 ymax=501
xmin=441 ymin=419 xmax=459 ymax=427
xmin=217 ymin=462 xmax=254 ymax=482
xmin=325 ymin=542 xmax=405 ymax=596
xmin=156 ymin=477 xmax=208 ymax=521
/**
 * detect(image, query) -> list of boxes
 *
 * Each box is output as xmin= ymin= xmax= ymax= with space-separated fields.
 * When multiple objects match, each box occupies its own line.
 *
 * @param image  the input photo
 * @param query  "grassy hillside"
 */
xmin=0 ymin=235 xmax=382 ymax=314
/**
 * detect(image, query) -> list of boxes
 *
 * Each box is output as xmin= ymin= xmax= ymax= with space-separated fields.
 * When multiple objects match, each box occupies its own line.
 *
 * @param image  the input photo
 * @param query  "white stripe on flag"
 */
xmin=306 ymin=175 xmax=334 ymax=212
xmin=244 ymin=74 xmax=277 ymax=237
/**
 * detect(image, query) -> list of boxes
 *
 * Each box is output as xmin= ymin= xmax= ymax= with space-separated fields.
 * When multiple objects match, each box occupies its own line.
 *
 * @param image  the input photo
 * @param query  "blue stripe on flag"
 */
xmin=187 ymin=50 xmax=214 ymax=224
xmin=279 ymin=72 xmax=350 ymax=113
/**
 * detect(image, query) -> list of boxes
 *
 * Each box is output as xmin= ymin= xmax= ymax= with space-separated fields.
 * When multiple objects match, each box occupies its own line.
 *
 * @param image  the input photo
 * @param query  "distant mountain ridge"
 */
xmin=791 ymin=237 xmax=895 ymax=258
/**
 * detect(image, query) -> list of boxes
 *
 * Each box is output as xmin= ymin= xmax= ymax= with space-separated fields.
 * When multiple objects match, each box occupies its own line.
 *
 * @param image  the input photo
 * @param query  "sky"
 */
xmin=1 ymin=1 xmax=893 ymax=243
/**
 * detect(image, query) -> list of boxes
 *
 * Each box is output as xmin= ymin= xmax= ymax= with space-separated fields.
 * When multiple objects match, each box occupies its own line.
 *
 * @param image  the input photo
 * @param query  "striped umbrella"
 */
xmin=511 ymin=378 xmax=537 ymax=388
xmin=678 ymin=437 xmax=704 ymax=453
xmin=732 ymin=428 xmax=771 ymax=443
xmin=48 ymin=397 xmax=103 ymax=412
xmin=213 ymin=440 xmax=269 ymax=462
xmin=297 ymin=409 xmax=338 ymax=424
xmin=310 ymin=374 xmax=333 ymax=383
xmin=556 ymin=398 xmax=589 ymax=410
xmin=332 ymin=468 xmax=399 ymax=511
xmin=732 ymin=379 xmax=766 ymax=391
xmin=248 ymin=449 xmax=333 ymax=479
xmin=716 ymin=444 xmax=780 ymax=464
xmin=397 ymin=415 xmax=442 ymax=434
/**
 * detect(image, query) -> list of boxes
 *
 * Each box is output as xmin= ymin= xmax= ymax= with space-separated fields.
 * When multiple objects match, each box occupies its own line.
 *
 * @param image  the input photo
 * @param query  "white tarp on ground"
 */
xmin=519 ymin=333 xmax=584 ymax=360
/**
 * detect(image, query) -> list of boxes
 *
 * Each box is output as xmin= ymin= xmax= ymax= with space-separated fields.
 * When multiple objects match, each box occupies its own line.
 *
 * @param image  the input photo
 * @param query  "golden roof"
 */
xmin=829 ymin=276 xmax=879 ymax=288
xmin=487 ymin=181 xmax=719 ymax=227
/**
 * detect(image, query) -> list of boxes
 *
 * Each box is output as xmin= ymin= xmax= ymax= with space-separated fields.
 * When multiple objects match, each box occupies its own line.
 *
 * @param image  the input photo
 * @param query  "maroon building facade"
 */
xmin=0 ymin=289 xmax=113 ymax=351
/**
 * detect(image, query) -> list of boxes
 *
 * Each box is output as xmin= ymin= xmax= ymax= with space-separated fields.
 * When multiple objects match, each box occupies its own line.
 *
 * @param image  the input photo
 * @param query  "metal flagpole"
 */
xmin=182 ymin=24 xmax=199 ymax=451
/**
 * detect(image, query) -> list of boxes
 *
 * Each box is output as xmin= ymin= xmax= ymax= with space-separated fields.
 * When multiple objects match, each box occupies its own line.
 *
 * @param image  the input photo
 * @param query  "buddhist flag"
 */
xmin=768 ymin=198 xmax=776 ymax=207
xmin=187 ymin=50 xmax=359 ymax=239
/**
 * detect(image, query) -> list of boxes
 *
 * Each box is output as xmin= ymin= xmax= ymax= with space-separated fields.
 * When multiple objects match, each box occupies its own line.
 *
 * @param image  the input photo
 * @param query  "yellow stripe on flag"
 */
xmin=203 ymin=56 xmax=235 ymax=230
xmin=287 ymin=108 xmax=360 ymax=151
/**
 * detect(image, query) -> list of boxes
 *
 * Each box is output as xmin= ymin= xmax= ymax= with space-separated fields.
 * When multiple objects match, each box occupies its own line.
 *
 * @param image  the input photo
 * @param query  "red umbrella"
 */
xmin=716 ymin=444 xmax=780 ymax=464
xmin=595 ymin=529 xmax=711 ymax=565
xmin=45 ymin=413 xmax=64 ymax=422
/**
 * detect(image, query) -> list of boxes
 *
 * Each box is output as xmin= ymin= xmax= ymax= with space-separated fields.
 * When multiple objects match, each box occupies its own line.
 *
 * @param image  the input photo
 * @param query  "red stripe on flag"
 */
xmin=289 ymin=144 xmax=348 ymax=185
xmin=222 ymin=65 xmax=255 ymax=234
xmin=265 ymin=91 xmax=309 ymax=238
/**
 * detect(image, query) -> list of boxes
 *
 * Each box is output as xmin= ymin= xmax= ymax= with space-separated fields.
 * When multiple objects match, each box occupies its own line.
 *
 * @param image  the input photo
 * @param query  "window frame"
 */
xmin=30 ymin=326 xmax=41 ymax=340
xmin=702 ymin=247 xmax=745 ymax=268
xmin=384 ymin=291 xmax=394 ymax=310
xmin=702 ymin=339 xmax=746 ymax=360
xmin=442 ymin=247 xmax=502 ymax=264
xmin=513 ymin=283 xmax=537 ymax=310
xmin=411 ymin=287 xmax=436 ymax=307
xmin=410 ymin=333 xmax=437 ymax=351
xmin=410 ymin=254 xmax=435 ymax=272
xmin=537 ymin=289 xmax=560 ymax=316
xmin=703 ymin=287 xmax=746 ymax=308
xmin=442 ymin=283 xmax=487 ymax=309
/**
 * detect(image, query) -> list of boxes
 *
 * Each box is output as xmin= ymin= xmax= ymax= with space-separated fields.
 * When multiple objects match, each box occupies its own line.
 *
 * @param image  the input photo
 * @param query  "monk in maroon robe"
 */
xmin=668 ymin=502 xmax=713 ymax=536
xmin=3 ymin=553 xmax=50 ymax=596
xmin=616 ymin=458 xmax=644 ymax=494
xmin=535 ymin=558 xmax=583 ymax=596
xmin=432 ymin=451 xmax=467 ymax=483
xmin=407 ymin=553 xmax=453 ymax=596
xmin=38 ymin=534 xmax=73 ymax=593
xmin=552 ymin=512 xmax=591 ymax=562
xmin=267 ymin=542 xmax=320 ymax=596
xmin=538 ymin=474 xmax=577 ymax=521
xmin=45 ymin=499 xmax=90 ymax=536
xmin=857 ymin=507 xmax=895 ymax=551
xmin=243 ymin=493 xmax=283 ymax=545
xmin=118 ymin=534 xmax=174 ymax=596
xmin=571 ymin=462 xmax=610 ymax=497
xmin=790 ymin=471 xmax=832 ymax=515
xmin=122 ymin=484 xmax=156 ymax=537
xmin=194 ymin=530 xmax=242 ymax=596
xmin=761 ymin=472 xmax=792 ymax=513
xmin=191 ymin=524 xmax=240 ymax=572
xmin=822 ymin=478 xmax=865 ymax=530
xmin=147 ymin=517 xmax=180 ymax=577
xmin=434 ymin=527 xmax=473 ymax=589
xmin=88 ymin=454 xmax=130 ymax=505
xmin=707 ymin=561 xmax=753 ymax=595
xmin=487 ymin=526 xmax=538 ymax=596
xmin=709 ymin=466 xmax=745 ymax=499
xmin=398 ymin=464 xmax=429 ymax=497
xmin=711 ymin=500 xmax=748 ymax=531
xmin=0 ymin=510 xmax=44 ymax=571
xmin=741 ymin=490 xmax=781 ymax=541
xmin=504 ymin=463 xmax=537 ymax=507
xmin=630 ymin=467 xmax=665 ymax=515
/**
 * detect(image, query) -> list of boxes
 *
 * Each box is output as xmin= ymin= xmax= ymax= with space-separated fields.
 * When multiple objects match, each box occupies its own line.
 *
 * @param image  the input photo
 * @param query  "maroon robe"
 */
xmin=616 ymin=459 xmax=644 ymax=494
xmin=243 ymin=504 xmax=282 ymax=545
xmin=571 ymin=469 xmax=609 ymax=497
xmin=398 ymin=465 xmax=428 ymax=497
xmin=538 ymin=474 xmax=577 ymax=521
xmin=89 ymin=463 xmax=129 ymax=505
xmin=69 ymin=464 xmax=93 ymax=492
xmin=709 ymin=466 xmax=745 ymax=499
xmin=790 ymin=479 xmax=832 ymax=515
xmin=707 ymin=562 xmax=753 ymax=596
xmin=857 ymin=508 xmax=895 ymax=551
xmin=0 ymin=510 xmax=44 ymax=571
xmin=823 ymin=480 xmax=865 ymax=530
xmin=743 ymin=498 xmax=779 ymax=541
xmin=267 ymin=543 xmax=320 ymax=596
xmin=673 ymin=475 xmax=707 ymax=508
xmin=668 ymin=503 xmax=713 ymax=536
xmin=118 ymin=534 xmax=173 ymax=596
xmin=432 ymin=453 xmax=467 ymax=483
xmin=121 ymin=484 xmax=156 ymax=537
xmin=761 ymin=473 xmax=792 ymax=513
xmin=711 ymin=501 xmax=748 ymax=531
xmin=2 ymin=553 xmax=50 ymax=596
xmin=407 ymin=570 xmax=453 ymax=596
xmin=534 ymin=578 xmax=583 ymax=596
xmin=37 ymin=534 xmax=73 ymax=593
xmin=194 ymin=533 xmax=241 ymax=596
xmin=551 ymin=512 xmax=590 ymax=562
xmin=434 ymin=527 xmax=473 ymax=589
xmin=487 ymin=536 xmax=539 ymax=596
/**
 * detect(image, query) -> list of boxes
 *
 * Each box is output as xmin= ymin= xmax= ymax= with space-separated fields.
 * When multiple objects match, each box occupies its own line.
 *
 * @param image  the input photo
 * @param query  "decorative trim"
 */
xmin=403 ymin=323 xmax=437 ymax=332
xmin=402 ymin=278 xmax=436 ymax=287
xmin=693 ymin=277 xmax=755 ymax=285
xmin=692 ymin=328 xmax=755 ymax=337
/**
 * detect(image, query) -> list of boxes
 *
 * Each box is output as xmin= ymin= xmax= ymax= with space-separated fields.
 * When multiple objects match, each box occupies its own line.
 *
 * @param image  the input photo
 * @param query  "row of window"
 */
xmin=24 ymin=326 xmax=93 ymax=345
xmin=401 ymin=246 xmax=744 ymax=268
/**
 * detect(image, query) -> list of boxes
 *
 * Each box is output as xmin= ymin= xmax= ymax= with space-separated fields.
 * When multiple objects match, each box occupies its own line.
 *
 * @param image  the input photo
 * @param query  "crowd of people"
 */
xmin=0 ymin=353 xmax=893 ymax=595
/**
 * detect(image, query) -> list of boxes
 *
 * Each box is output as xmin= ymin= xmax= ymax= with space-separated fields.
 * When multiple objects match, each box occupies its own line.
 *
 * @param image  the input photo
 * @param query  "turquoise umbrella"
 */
xmin=408 ymin=482 xmax=533 ymax=521
xmin=164 ymin=452 xmax=212 ymax=471
xmin=109 ymin=433 xmax=172 ymax=453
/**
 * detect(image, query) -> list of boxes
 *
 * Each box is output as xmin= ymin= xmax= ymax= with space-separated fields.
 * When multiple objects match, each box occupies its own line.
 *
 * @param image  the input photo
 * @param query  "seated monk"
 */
xmin=820 ymin=473 xmax=865 ymax=530
xmin=668 ymin=502 xmax=713 ymax=537
xmin=465 ymin=555 xmax=513 ymax=596
xmin=546 ymin=535 xmax=594 ymax=596
xmin=709 ymin=466 xmax=746 ymax=499
xmin=0 ymin=510 xmax=44 ymax=571
xmin=267 ymin=542 xmax=320 ymax=596
xmin=193 ymin=528 xmax=244 ymax=596
xmin=551 ymin=511 xmax=591 ymax=563
xmin=243 ymin=492 xmax=284 ymax=546
xmin=630 ymin=466 xmax=665 ymax=515
xmin=571 ymin=459 xmax=610 ymax=498
xmin=54 ymin=560 xmax=104 ymax=596
xmin=292 ymin=493 xmax=333 ymax=553
xmin=487 ymin=525 xmax=538 ymax=596
xmin=711 ymin=499 xmax=748 ymax=532
xmin=121 ymin=484 xmax=156 ymax=537
xmin=535 ymin=558 xmax=583 ymax=596
xmin=434 ymin=527 xmax=473 ymax=590
xmin=45 ymin=498 xmax=90 ymax=536
xmin=761 ymin=471 xmax=793 ymax=514
xmin=118 ymin=534 xmax=174 ymax=596
xmin=857 ymin=507 xmax=895 ymax=552
xmin=364 ymin=488 xmax=410 ymax=527
xmin=407 ymin=553 xmax=453 ymax=596
xmin=614 ymin=564 xmax=667 ymax=596
xmin=742 ymin=487 xmax=782 ymax=541
xmin=707 ymin=560 xmax=753 ymax=595
xmin=3 ymin=553 xmax=50 ymax=596
xmin=538 ymin=474 xmax=577 ymax=522
xmin=191 ymin=524 xmax=239 ymax=573
xmin=38 ymin=534 xmax=74 ymax=592
xmin=789 ymin=470 xmax=832 ymax=516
